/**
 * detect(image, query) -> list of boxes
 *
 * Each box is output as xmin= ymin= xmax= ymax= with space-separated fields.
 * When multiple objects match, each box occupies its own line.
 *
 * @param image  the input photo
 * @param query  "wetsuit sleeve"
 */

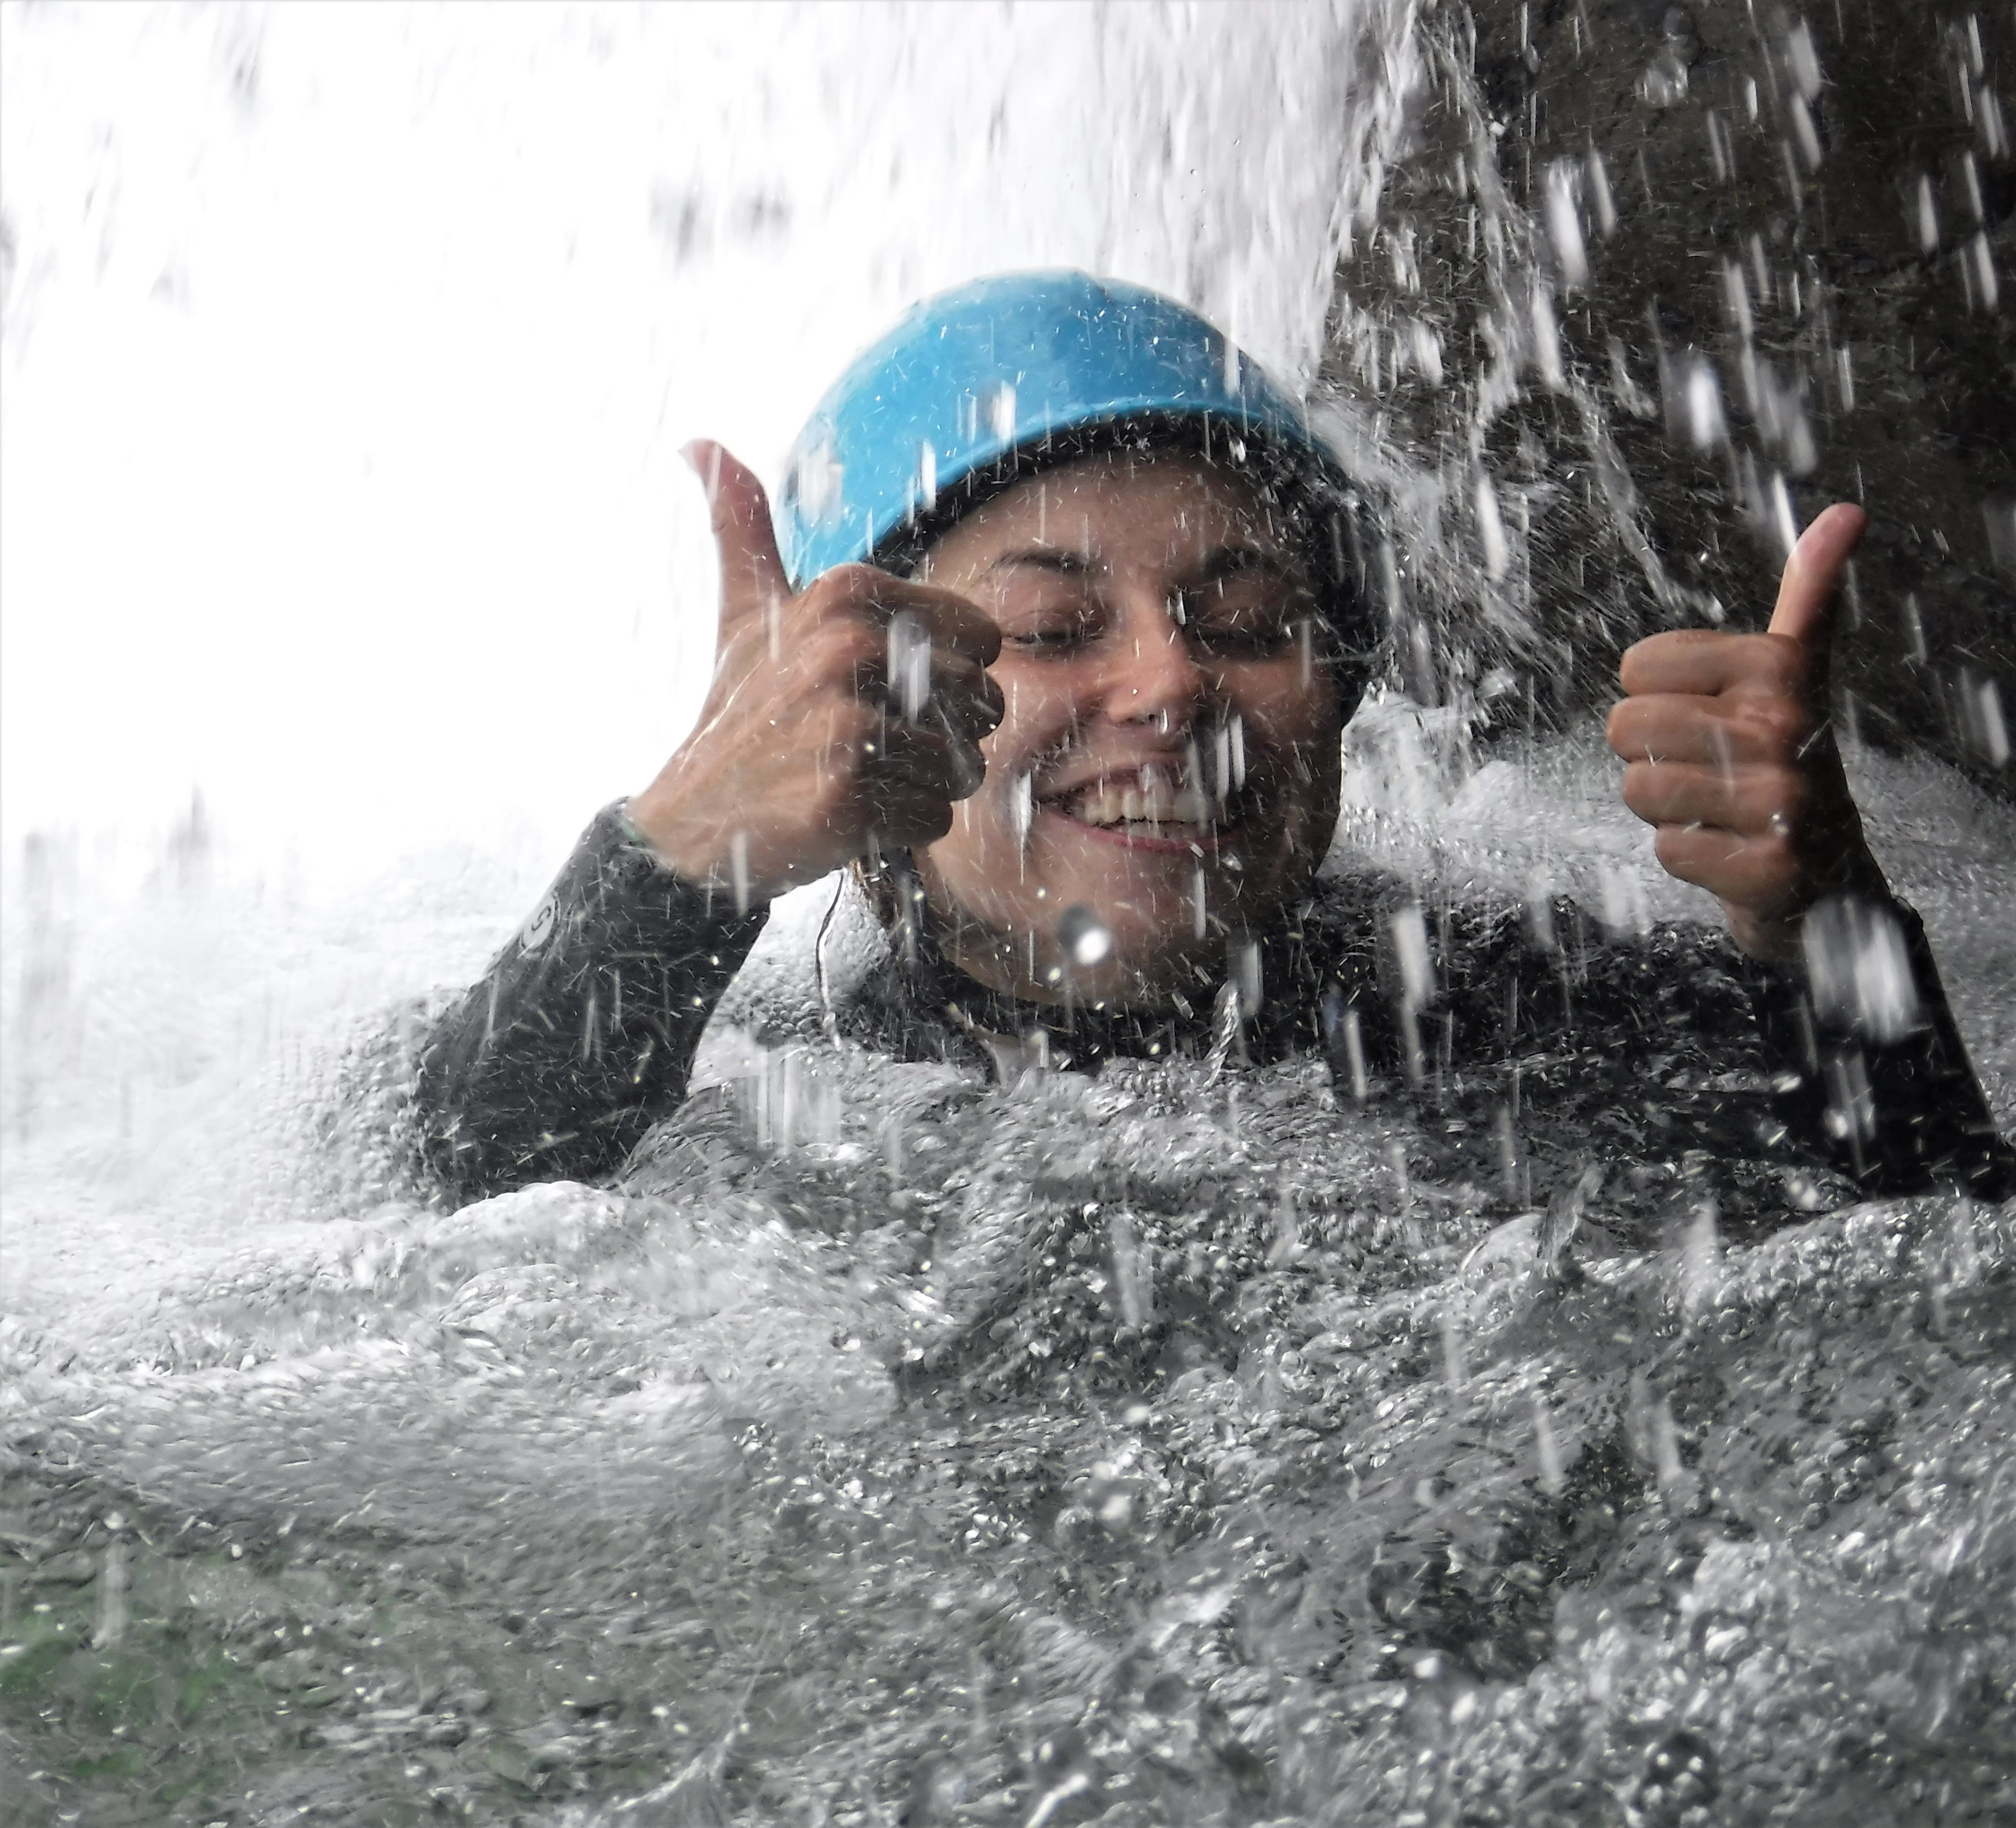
xmin=1739 ymin=897 xmax=2015 ymax=1200
xmin=1363 ymin=884 xmax=2010 ymax=1201
xmin=413 ymin=802 xmax=768 ymax=1201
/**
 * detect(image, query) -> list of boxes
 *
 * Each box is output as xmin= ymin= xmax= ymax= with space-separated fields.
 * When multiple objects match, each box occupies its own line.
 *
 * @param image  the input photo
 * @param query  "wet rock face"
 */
xmin=1328 ymin=0 xmax=2013 ymax=791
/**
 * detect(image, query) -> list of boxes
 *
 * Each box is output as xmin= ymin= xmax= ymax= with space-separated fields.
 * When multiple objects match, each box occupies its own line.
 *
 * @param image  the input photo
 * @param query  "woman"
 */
xmin=410 ymin=271 xmax=2010 ymax=1211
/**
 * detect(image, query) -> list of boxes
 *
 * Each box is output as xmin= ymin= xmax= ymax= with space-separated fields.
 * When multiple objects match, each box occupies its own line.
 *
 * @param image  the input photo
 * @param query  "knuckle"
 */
xmin=823 ymin=562 xmax=888 ymax=604
xmin=812 ymin=618 xmax=877 ymax=676
xmin=1652 ymin=827 xmax=1707 ymax=879
xmin=1744 ymin=699 xmax=1807 ymax=752
xmin=1749 ymin=767 xmax=1808 ymax=826
xmin=818 ymin=701 xmax=876 ymax=765
xmin=1754 ymin=830 xmax=1797 ymax=871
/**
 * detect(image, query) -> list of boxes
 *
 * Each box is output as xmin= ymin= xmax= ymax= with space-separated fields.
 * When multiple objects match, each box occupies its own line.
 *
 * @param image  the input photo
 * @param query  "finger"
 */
xmin=872 ymin=721 xmax=988 ymax=801
xmin=818 ymin=567 xmax=1003 ymax=665
xmin=1606 ymin=694 xmax=1807 ymax=766
xmin=924 ymin=654 xmax=1006 ymax=742
xmin=841 ymin=647 xmax=1002 ymax=738
xmin=1767 ymin=502 xmax=1866 ymax=652
xmin=861 ymin=789 xmax=957 ymax=850
xmin=1648 ymin=825 xmax=1800 ymax=915
xmin=897 ymin=586 xmax=1002 ymax=667
xmin=1620 ymin=760 xmax=1807 ymax=835
xmin=684 ymin=439 xmax=791 ymax=633
xmin=1618 ymin=630 xmax=1799 ymax=699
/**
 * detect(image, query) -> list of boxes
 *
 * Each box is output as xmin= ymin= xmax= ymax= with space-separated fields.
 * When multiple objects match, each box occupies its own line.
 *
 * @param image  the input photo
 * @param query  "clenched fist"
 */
xmin=1607 ymin=503 xmax=1891 ymax=963
xmin=626 ymin=441 xmax=1004 ymax=904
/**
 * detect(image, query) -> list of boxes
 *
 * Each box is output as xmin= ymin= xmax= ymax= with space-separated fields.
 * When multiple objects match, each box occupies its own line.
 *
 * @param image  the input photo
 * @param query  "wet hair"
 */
xmin=872 ymin=411 xmax=1382 ymax=694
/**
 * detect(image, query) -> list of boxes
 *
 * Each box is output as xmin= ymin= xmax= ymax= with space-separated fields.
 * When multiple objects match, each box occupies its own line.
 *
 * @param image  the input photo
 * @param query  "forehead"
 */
xmin=921 ymin=449 xmax=1287 ymax=573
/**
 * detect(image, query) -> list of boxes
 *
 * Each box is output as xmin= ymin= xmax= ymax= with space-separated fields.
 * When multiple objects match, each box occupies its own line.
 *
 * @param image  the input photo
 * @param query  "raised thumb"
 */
xmin=684 ymin=439 xmax=791 ymax=629
xmin=1766 ymin=502 xmax=1866 ymax=656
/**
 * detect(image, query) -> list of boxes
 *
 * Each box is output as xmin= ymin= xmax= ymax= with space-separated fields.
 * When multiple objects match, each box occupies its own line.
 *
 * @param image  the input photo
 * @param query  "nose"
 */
xmin=1093 ymin=594 xmax=1208 ymax=732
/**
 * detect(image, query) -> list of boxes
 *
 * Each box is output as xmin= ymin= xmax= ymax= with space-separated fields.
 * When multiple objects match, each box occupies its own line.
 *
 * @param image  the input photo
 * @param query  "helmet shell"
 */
xmin=775 ymin=270 xmax=1345 ymax=589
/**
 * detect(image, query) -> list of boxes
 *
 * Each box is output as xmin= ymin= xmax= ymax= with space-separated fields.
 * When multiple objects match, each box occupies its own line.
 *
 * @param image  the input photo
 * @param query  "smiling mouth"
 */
xmin=1039 ymin=776 xmax=1251 ymax=851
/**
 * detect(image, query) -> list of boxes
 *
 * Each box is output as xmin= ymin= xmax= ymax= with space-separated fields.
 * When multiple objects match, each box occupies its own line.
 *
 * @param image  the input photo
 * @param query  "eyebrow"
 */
xmin=984 ymin=542 xmax=1294 ymax=584
xmin=986 ymin=545 xmax=1098 ymax=578
xmin=1185 ymin=544 xmax=1296 ymax=588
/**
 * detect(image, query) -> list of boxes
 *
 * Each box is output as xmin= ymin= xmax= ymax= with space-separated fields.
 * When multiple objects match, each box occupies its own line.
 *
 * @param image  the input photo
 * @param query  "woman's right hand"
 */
xmin=626 ymin=441 xmax=1004 ymax=903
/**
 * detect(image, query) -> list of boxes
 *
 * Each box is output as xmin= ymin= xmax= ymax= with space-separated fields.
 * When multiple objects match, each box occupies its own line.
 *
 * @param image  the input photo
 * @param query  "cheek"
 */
xmin=1227 ymin=669 xmax=1341 ymax=768
xmin=979 ymin=664 xmax=1080 ymax=773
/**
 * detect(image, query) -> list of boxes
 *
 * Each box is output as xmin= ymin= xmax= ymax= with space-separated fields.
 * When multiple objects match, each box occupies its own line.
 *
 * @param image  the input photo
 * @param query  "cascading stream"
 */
xmin=2 ymin=5 xmax=2011 ymax=1824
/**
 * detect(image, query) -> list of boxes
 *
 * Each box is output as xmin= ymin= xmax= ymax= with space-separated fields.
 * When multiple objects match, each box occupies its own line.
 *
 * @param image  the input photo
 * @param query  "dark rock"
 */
xmin=1324 ymin=0 xmax=2014 ymax=793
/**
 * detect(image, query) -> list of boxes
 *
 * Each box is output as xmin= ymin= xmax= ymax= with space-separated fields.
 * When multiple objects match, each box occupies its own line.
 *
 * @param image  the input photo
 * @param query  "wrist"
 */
xmin=1727 ymin=848 xmax=1897 ymax=969
xmin=618 ymin=792 xmax=719 ymax=884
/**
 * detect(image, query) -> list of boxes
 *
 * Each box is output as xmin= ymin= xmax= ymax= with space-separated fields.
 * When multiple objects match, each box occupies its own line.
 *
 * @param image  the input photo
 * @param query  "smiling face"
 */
xmin=911 ymin=448 xmax=1348 ymax=1007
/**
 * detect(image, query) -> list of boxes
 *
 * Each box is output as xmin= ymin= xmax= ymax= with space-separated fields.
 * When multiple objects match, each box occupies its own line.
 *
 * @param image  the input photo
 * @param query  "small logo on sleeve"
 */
xmin=520 ymin=892 xmax=559 ymax=953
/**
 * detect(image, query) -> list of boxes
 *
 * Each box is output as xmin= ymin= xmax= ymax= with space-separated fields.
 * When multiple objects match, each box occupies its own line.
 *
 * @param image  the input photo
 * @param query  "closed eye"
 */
xmin=1002 ymin=607 xmax=1104 ymax=653
xmin=1173 ymin=548 xmax=1308 ymax=653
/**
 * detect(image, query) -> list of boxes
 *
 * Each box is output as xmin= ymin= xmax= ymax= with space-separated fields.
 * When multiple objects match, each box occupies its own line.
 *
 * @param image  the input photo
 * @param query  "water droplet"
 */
xmin=1440 ymin=1309 xmax=1467 ymax=1393
xmin=984 ymin=381 xmax=1016 ymax=442
xmin=1106 ymin=1210 xmax=1152 ymax=1328
xmin=728 ymin=830 xmax=751 ymax=916
xmin=1676 ymin=352 xmax=1727 ymax=450
xmin=1962 ymin=231 xmax=1999 ymax=311
xmin=1390 ymin=902 xmax=1435 ymax=1005
xmin=1009 ymin=771 xmax=1034 ymax=856
xmin=1474 ymin=473 xmax=1510 ymax=579
xmin=1585 ymin=146 xmax=1616 ymax=234
xmin=1784 ymin=16 xmax=1823 ymax=98
xmin=1534 ymin=1395 xmax=1565 ymax=1494
xmin=1983 ymin=497 xmax=2016 ymax=579
xmin=790 ymin=440 xmax=844 ymax=524
xmin=1802 ymin=895 xmax=1922 ymax=1042
xmin=1544 ymin=158 xmax=1589 ymax=289
xmin=1056 ymin=904 xmax=1112 ymax=969
xmin=1912 ymin=174 xmax=1940 ymax=253
xmin=1227 ymin=935 xmax=1262 ymax=1016
xmin=1681 ymin=1200 xmax=1721 ymax=1322
xmin=888 ymin=610 xmax=931 ymax=722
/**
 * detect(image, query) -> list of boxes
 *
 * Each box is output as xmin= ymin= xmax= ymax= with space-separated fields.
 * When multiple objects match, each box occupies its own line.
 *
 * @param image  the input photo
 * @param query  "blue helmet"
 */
xmin=774 ymin=270 xmax=1355 ymax=590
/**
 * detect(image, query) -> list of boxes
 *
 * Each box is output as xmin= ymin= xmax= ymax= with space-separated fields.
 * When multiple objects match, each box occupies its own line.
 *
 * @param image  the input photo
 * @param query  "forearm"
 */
xmin=414 ymin=802 xmax=768 ymax=1200
xmin=1744 ymin=897 xmax=2015 ymax=1199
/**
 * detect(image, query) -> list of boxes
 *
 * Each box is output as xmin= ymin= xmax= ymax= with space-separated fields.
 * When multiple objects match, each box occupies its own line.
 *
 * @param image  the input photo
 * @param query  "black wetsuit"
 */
xmin=412 ymin=803 xmax=2015 ymax=1211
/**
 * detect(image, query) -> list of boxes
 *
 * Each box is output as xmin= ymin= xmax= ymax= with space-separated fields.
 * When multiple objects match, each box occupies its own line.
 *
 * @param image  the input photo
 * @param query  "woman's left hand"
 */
xmin=1605 ymin=503 xmax=1890 ymax=963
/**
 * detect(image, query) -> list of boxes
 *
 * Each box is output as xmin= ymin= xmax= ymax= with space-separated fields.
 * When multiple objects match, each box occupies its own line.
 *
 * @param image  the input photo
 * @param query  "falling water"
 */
xmin=4 ymin=4 xmax=2014 ymax=1825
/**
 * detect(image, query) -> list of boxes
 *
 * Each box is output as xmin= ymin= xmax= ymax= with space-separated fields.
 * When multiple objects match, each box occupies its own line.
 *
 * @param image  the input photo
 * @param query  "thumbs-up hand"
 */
xmin=1605 ymin=503 xmax=1890 ymax=963
xmin=626 ymin=441 xmax=1004 ymax=904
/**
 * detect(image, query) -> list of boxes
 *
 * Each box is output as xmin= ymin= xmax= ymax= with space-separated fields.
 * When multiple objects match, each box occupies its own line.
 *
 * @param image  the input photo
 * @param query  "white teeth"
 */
xmin=1067 ymin=785 xmax=1214 ymax=827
